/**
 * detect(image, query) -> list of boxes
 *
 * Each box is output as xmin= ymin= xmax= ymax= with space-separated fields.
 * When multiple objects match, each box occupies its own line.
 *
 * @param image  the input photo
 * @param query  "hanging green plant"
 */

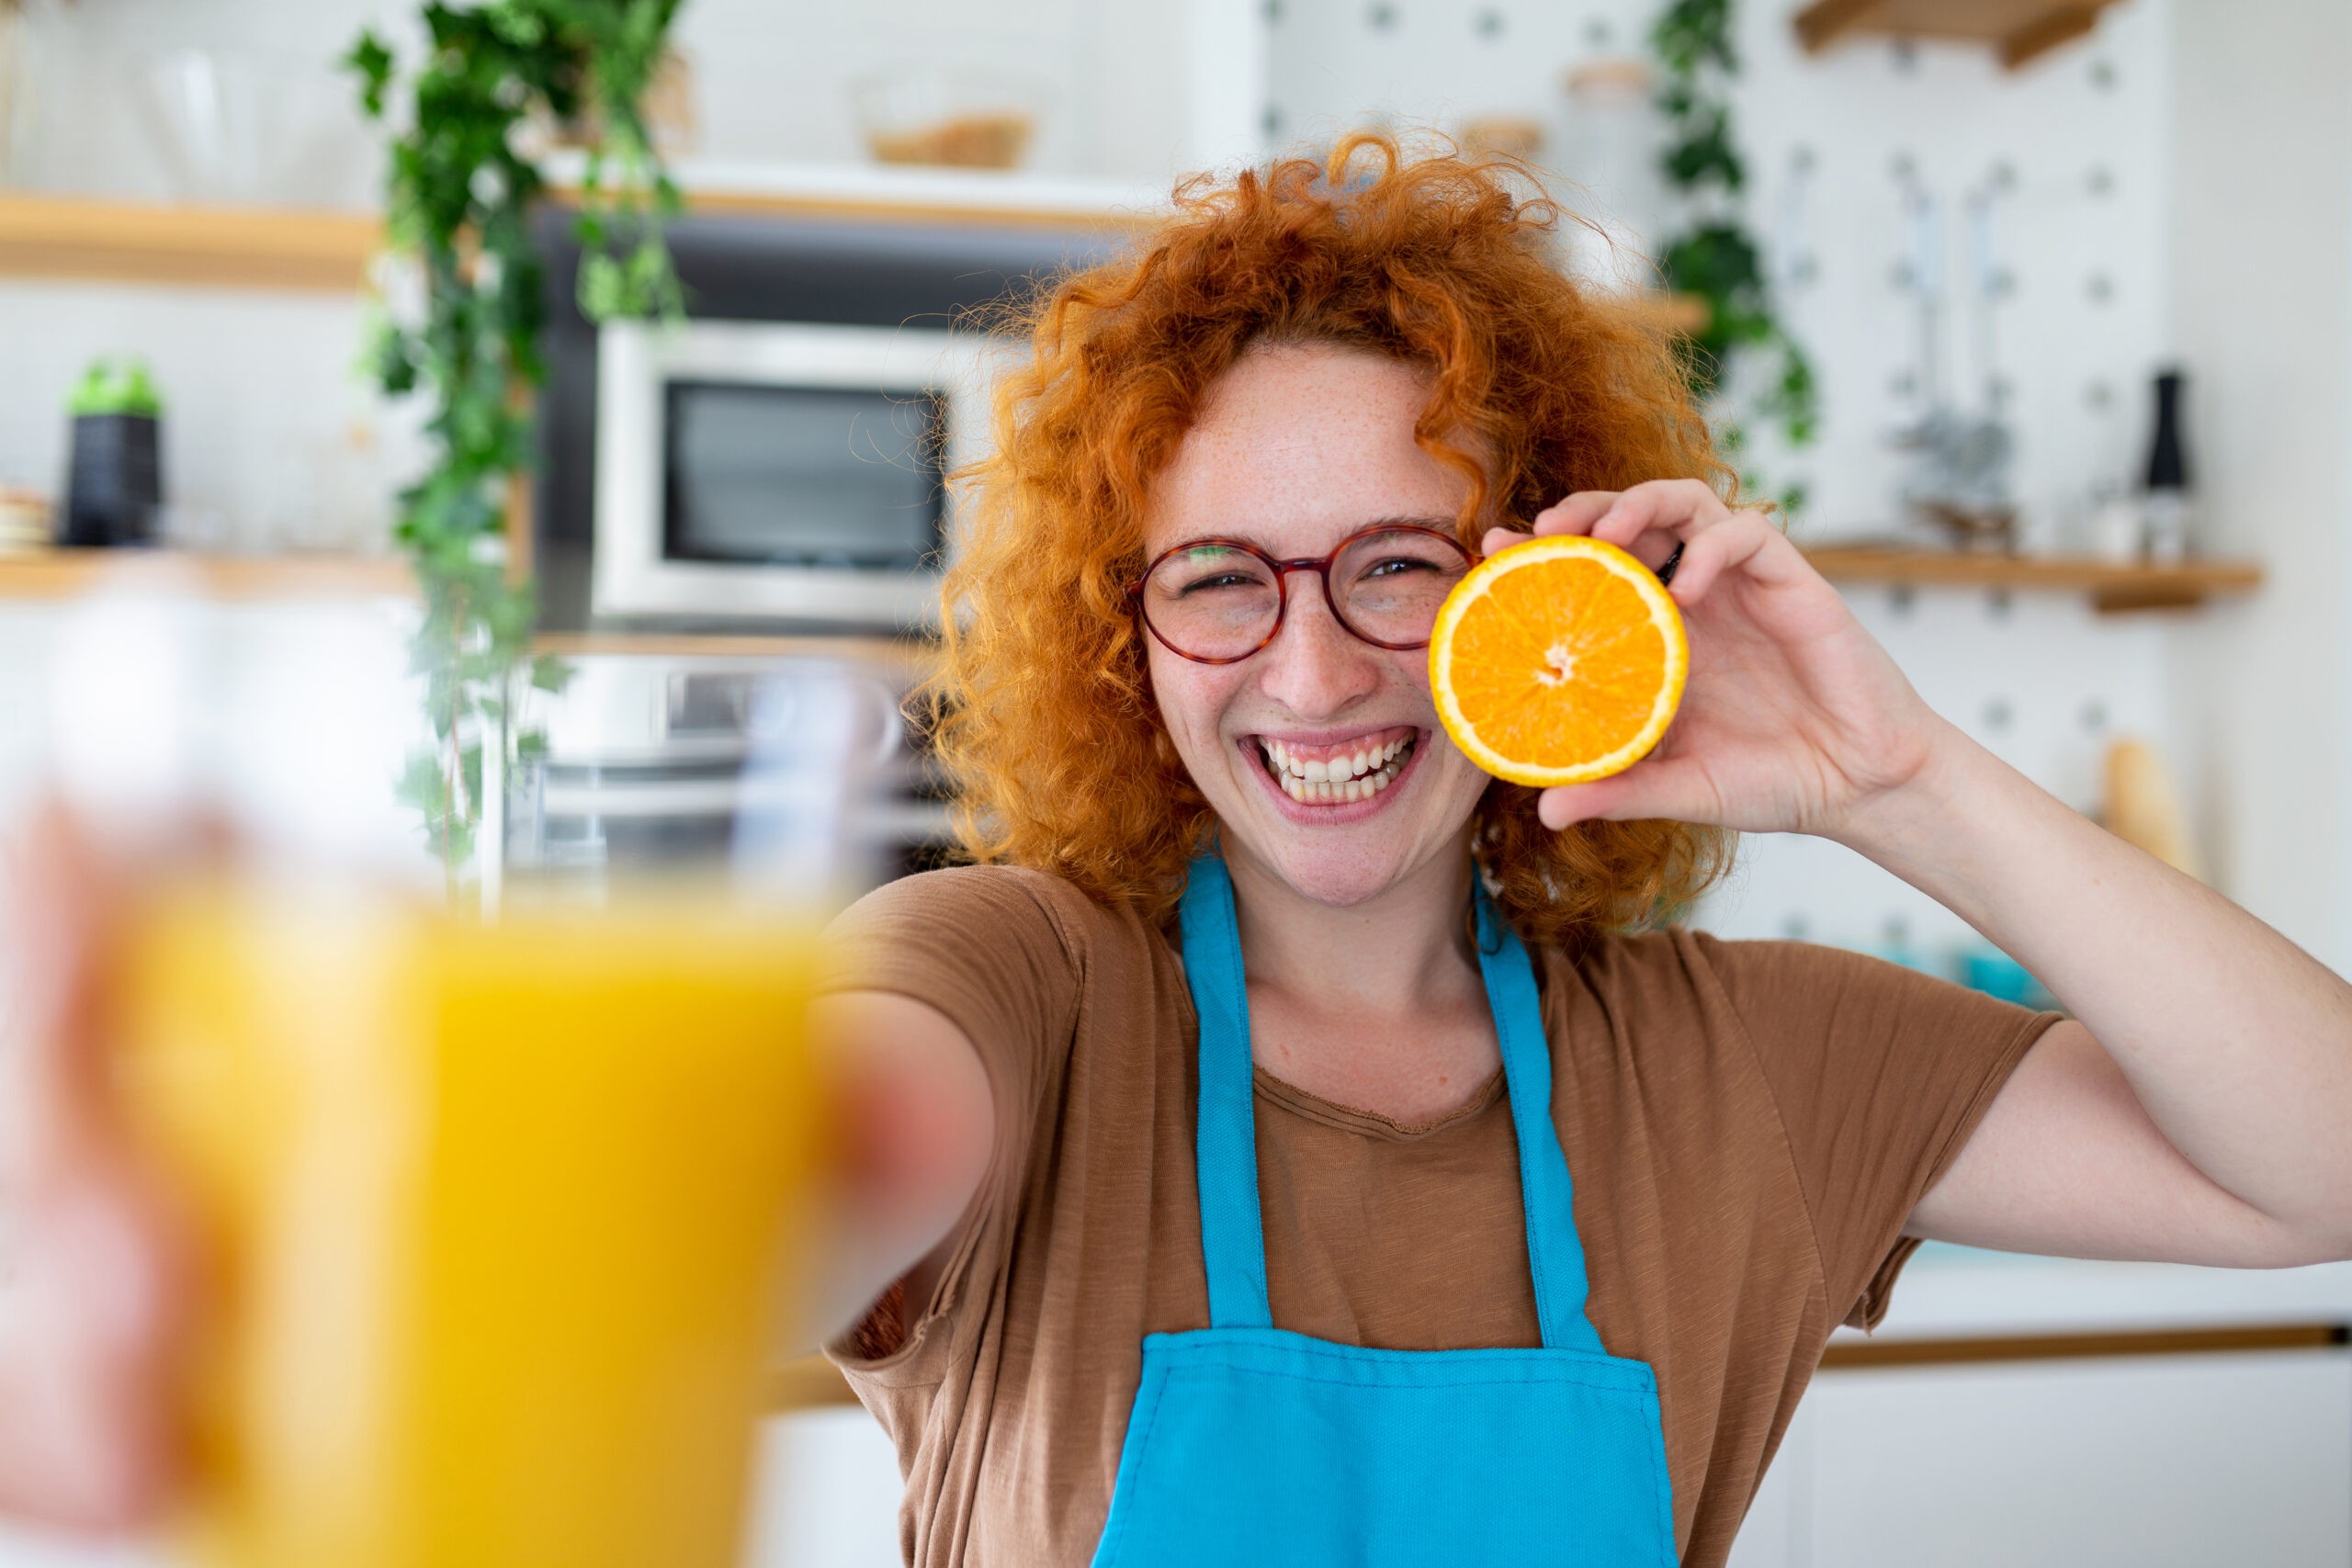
xmin=1650 ymin=0 xmax=1818 ymax=511
xmin=343 ymin=0 xmax=688 ymax=885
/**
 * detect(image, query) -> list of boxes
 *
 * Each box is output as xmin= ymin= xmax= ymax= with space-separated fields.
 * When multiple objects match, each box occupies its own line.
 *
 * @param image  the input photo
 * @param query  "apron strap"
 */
xmin=1178 ymin=854 xmax=1275 ymax=1330
xmin=1473 ymin=887 xmax=1606 ymax=1357
xmin=1179 ymin=853 xmax=1608 ymax=1353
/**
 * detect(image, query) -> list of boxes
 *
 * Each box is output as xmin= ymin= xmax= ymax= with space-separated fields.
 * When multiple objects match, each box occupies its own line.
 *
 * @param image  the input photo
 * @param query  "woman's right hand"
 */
xmin=0 ymin=808 xmax=187 ymax=1532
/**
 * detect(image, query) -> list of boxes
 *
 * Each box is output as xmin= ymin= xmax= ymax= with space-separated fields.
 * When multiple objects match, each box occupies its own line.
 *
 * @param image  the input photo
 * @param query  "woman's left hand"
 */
xmin=1482 ymin=479 xmax=1945 ymax=840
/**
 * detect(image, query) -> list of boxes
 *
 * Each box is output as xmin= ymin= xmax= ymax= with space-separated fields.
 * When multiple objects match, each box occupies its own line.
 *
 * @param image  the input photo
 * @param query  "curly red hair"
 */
xmin=927 ymin=135 xmax=1735 ymax=947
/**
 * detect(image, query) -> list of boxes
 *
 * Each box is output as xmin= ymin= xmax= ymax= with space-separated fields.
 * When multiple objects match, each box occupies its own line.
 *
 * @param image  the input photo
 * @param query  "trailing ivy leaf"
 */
xmin=350 ymin=0 xmax=675 ymax=884
xmin=1648 ymin=0 xmax=1819 ymax=502
xmin=578 ymin=251 xmax=627 ymax=319
xmin=1664 ymin=112 xmax=1744 ymax=193
xmin=343 ymin=29 xmax=397 ymax=119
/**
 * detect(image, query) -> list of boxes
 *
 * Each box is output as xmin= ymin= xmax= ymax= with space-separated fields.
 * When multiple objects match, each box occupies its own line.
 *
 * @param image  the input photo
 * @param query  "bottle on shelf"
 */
xmin=2140 ymin=367 xmax=2193 ymax=564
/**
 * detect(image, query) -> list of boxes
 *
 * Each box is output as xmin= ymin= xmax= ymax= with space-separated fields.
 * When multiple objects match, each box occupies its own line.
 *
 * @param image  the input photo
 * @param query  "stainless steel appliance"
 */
xmin=591 ymin=320 xmax=1015 ymax=627
xmin=534 ymin=209 xmax=1125 ymax=636
xmin=503 ymin=653 xmax=947 ymax=902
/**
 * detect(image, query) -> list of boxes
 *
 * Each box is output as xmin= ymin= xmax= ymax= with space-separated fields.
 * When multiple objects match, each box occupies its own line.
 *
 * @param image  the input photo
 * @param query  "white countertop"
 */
xmin=1835 ymin=1242 xmax=2352 ymax=1344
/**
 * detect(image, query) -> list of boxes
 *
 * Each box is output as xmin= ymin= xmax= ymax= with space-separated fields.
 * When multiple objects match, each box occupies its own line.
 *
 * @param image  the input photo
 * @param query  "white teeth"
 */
xmin=1263 ymin=734 xmax=1416 ymax=807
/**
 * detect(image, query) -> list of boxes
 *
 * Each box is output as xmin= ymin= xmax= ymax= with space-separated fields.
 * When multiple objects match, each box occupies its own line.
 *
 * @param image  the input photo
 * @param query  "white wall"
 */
xmin=2164 ymin=0 xmax=2352 ymax=971
xmin=8 ymin=0 xmax=1197 ymax=197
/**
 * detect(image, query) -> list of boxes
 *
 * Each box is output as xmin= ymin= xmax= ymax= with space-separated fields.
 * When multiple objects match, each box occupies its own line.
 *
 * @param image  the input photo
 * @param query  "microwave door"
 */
xmin=664 ymin=378 xmax=944 ymax=566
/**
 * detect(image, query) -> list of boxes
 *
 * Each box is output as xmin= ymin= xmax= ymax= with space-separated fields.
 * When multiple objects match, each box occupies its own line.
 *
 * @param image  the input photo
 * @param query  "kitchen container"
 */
xmin=851 ymin=63 xmax=1050 ymax=170
xmin=1554 ymin=59 xmax=1668 ymax=288
xmin=131 ymin=49 xmax=374 ymax=208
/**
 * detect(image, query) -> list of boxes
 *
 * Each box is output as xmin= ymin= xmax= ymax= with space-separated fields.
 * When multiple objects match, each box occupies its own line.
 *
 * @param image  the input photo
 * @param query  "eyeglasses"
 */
xmin=1127 ymin=523 xmax=1475 ymax=665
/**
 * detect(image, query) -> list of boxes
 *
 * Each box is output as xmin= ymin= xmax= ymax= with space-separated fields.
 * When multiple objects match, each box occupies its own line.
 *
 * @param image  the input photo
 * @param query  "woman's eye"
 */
xmin=1363 ymin=556 xmax=1436 ymax=579
xmin=1179 ymin=572 xmax=1264 ymax=594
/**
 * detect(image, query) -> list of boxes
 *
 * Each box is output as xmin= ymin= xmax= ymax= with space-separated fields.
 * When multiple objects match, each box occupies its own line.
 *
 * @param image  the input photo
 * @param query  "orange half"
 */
xmin=1429 ymin=536 xmax=1688 ymax=787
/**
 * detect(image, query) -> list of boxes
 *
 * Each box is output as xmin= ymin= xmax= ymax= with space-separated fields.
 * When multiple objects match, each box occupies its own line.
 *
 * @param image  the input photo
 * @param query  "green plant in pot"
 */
xmin=343 ymin=1 xmax=687 ymax=889
xmin=61 ymin=358 xmax=164 ymax=548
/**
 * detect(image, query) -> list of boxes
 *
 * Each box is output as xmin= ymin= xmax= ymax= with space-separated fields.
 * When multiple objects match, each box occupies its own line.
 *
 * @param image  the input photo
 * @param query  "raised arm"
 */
xmin=1846 ymin=742 xmax=2352 ymax=1265
xmin=1489 ymin=483 xmax=2352 ymax=1269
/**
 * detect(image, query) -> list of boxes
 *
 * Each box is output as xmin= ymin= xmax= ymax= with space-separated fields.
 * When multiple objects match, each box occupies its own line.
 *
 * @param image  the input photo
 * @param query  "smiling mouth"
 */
xmin=1252 ymin=729 xmax=1419 ymax=806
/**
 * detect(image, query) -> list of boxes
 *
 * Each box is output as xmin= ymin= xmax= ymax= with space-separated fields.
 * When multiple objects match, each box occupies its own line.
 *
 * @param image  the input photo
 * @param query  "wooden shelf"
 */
xmin=1793 ymin=0 xmax=2126 ymax=70
xmin=0 ymin=549 xmax=413 ymax=600
xmin=0 ymin=170 xmax=1146 ymax=295
xmin=765 ymin=1354 xmax=857 ymax=1411
xmin=532 ymin=631 xmax=933 ymax=670
xmin=1801 ymin=546 xmax=2262 ymax=613
xmin=0 ymin=193 xmax=381 ymax=292
xmin=543 ymin=152 xmax=1172 ymax=232
xmin=1618 ymin=290 xmax=1712 ymax=336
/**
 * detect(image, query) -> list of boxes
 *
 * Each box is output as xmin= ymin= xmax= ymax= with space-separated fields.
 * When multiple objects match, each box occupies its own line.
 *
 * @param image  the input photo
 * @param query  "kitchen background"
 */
xmin=2 ymin=0 xmax=2349 ymax=1564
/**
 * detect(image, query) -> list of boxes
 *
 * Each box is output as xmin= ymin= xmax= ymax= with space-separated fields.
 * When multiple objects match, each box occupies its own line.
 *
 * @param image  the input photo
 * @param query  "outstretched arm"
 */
xmin=804 ymin=991 xmax=995 ymax=1347
xmin=1490 ymin=483 xmax=2352 ymax=1268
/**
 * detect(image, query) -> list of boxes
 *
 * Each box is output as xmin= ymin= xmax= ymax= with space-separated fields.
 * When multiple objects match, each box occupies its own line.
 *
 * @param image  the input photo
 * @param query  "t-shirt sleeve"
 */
xmin=816 ymin=865 xmax=1085 ymax=1370
xmin=1688 ymin=932 xmax=2062 ymax=1330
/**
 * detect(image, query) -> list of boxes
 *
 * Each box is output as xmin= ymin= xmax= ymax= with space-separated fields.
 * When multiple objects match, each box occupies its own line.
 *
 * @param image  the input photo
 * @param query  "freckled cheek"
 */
xmin=1147 ymin=652 xmax=1249 ymax=772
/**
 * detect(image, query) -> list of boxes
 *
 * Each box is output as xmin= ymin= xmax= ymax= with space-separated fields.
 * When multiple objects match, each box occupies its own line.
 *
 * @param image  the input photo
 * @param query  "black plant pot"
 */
xmin=60 ymin=412 xmax=163 ymax=547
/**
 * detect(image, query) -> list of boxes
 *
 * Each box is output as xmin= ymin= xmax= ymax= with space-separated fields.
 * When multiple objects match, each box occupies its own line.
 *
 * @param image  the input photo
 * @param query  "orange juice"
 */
xmin=119 ymin=883 xmax=830 ymax=1568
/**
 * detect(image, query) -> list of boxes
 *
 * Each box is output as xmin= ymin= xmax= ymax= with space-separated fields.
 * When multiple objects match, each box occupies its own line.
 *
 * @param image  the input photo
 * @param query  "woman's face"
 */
xmin=1142 ymin=342 xmax=1493 ymax=908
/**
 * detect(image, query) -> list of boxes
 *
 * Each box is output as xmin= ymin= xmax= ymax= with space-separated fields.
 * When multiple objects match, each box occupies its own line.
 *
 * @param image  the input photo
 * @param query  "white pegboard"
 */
xmin=1264 ymin=0 xmax=2196 ymax=964
xmin=1691 ymin=583 xmax=2176 ymax=954
xmin=1264 ymin=0 xmax=2175 ymax=546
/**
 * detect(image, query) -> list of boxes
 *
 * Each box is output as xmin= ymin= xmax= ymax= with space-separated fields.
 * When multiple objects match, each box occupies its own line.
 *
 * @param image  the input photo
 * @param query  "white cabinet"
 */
xmin=742 ymin=1407 xmax=906 ymax=1568
xmin=1733 ymin=1350 xmax=2352 ymax=1568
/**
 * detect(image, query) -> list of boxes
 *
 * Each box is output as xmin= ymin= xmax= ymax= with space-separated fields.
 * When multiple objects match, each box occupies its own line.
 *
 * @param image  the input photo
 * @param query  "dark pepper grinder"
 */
xmin=2141 ymin=367 xmax=2192 ymax=563
xmin=60 ymin=360 xmax=165 ymax=548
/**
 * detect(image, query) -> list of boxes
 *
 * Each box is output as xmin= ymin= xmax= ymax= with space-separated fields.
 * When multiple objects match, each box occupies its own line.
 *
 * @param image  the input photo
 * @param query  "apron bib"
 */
xmin=1089 ymin=855 xmax=1677 ymax=1566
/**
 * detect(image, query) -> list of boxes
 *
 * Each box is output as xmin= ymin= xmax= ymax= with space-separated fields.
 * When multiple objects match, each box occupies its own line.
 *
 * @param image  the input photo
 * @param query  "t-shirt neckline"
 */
xmin=1250 ymin=1063 xmax=1509 ymax=1142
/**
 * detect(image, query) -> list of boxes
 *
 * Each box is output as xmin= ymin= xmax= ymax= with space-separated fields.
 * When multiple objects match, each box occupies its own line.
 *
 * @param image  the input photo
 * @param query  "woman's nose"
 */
xmin=1255 ymin=581 xmax=1384 ymax=717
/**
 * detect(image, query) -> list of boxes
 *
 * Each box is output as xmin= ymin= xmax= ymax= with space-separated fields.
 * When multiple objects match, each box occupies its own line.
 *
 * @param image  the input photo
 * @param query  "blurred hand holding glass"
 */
xmin=16 ymin=574 xmax=852 ymax=1566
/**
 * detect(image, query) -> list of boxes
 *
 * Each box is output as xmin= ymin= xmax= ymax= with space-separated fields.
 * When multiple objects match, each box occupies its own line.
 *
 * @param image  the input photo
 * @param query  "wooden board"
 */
xmin=1793 ymin=0 xmax=2125 ymax=69
xmin=1618 ymin=291 xmax=1712 ymax=336
xmin=765 ymin=1354 xmax=860 ymax=1410
xmin=0 ymin=193 xmax=381 ymax=292
xmin=1800 ymin=546 xmax=2262 ymax=613
xmin=531 ymin=631 xmax=933 ymax=671
xmin=1823 ymin=1322 xmax=2347 ymax=1370
xmin=0 ymin=548 xmax=413 ymax=600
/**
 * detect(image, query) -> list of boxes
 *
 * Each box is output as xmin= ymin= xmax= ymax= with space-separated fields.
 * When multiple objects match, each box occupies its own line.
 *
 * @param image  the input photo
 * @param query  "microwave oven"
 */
xmin=590 ymin=318 xmax=1017 ymax=628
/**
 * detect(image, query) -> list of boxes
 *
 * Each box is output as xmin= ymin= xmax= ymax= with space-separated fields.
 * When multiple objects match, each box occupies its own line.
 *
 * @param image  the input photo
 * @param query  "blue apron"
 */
xmin=1089 ymin=855 xmax=1678 ymax=1566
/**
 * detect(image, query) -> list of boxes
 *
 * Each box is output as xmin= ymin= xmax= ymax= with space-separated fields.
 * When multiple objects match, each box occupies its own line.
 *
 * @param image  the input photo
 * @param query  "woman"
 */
xmin=8 ymin=140 xmax=2352 ymax=1566
xmin=807 ymin=141 xmax=2352 ymax=1565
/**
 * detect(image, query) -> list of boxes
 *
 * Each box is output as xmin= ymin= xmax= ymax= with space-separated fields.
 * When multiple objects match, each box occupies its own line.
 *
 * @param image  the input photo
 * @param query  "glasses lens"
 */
xmin=1333 ymin=528 xmax=1470 ymax=647
xmin=1141 ymin=544 xmax=1282 ymax=660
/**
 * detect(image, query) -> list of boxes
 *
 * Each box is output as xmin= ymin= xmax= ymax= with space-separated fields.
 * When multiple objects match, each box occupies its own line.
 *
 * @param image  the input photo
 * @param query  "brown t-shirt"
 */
xmin=820 ymin=865 xmax=2057 ymax=1567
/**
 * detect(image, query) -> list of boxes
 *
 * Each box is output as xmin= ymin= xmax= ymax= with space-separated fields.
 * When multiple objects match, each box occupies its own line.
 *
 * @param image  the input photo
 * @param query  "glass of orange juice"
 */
xmin=117 ymin=879 xmax=830 ymax=1568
